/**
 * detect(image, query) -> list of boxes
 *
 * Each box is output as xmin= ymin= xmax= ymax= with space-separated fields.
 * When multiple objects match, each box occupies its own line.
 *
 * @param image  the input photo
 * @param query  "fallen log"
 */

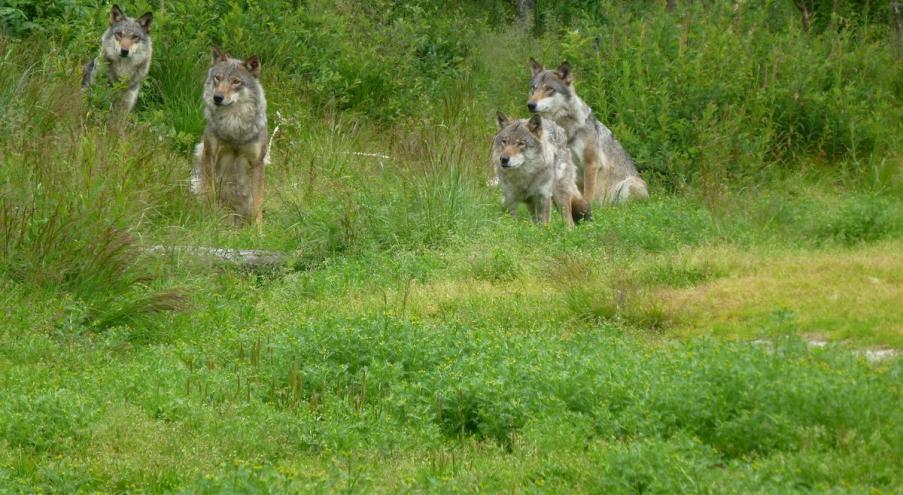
xmin=145 ymin=245 xmax=290 ymax=270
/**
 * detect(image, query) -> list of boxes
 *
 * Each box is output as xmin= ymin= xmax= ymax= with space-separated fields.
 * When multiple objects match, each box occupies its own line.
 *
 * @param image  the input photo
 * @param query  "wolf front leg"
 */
xmin=532 ymin=196 xmax=552 ymax=225
xmin=581 ymin=146 xmax=599 ymax=207
xmin=194 ymin=136 xmax=217 ymax=203
xmin=250 ymin=158 xmax=265 ymax=226
xmin=117 ymin=86 xmax=140 ymax=114
xmin=554 ymin=192 xmax=575 ymax=228
xmin=503 ymin=195 xmax=520 ymax=220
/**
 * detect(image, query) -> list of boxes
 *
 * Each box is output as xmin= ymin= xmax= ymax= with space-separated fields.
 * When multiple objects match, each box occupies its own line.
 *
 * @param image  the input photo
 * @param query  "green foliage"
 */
xmin=0 ymin=390 xmax=93 ymax=452
xmin=0 ymin=40 xmax=187 ymax=331
xmin=7 ymin=0 xmax=901 ymax=187
xmin=542 ymin=2 xmax=903 ymax=189
xmin=0 ymin=0 xmax=93 ymax=36
xmin=1 ymin=1 xmax=903 ymax=492
xmin=10 ymin=310 xmax=893 ymax=492
xmin=471 ymin=248 xmax=522 ymax=282
xmin=806 ymin=193 xmax=903 ymax=245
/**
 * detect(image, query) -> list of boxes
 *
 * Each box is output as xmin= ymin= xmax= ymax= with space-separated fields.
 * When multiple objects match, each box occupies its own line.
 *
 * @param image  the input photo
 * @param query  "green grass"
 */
xmin=1 ymin=1 xmax=903 ymax=492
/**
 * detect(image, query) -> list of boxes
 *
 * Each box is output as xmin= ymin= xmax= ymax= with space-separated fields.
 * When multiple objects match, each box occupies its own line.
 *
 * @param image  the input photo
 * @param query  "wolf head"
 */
xmin=526 ymin=58 xmax=574 ymax=115
xmin=204 ymin=47 xmax=262 ymax=108
xmin=492 ymin=113 xmax=545 ymax=170
xmin=102 ymin=5 xmax=152 ymax=60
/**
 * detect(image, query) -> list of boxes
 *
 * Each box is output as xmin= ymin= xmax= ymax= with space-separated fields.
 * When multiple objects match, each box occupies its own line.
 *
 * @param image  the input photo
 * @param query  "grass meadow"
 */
xmin=1 ymin=0 xmax=902 ymax=492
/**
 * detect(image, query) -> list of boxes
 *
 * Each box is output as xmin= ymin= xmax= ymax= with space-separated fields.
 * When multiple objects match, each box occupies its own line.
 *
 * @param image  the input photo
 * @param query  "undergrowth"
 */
xmin=0 ymin=1 xmax=901 ymax=492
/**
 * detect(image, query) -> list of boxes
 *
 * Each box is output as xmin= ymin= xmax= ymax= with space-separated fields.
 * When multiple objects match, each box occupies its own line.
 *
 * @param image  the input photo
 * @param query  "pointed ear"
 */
xmin=529 ymin=57 xmax=544 ymax=76
xmin=211 ymin=46 xmax=228 ymax=65
xmin=527 ymin=114 xmax=543 ymax=136
xmin=556 ymin=61 xmax=574 ymax=85
xmin=137 ymin=12 xmax=153 ymax=33
xmin=243 ymin=55 xmax=261 ymax=78
xmin=496 ymin=111 xmax=512 ymax=130
xmin=110 ymin=4 xmax=126 ymax=24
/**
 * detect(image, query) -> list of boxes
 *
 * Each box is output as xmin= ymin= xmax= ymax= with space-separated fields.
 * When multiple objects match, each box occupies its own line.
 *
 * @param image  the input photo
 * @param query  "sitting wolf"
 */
xmin=528 ymin=58 xmax=648 ymax=207
xmin=82 ymin=4 xmax=153 ymax=114
xmin=491 ymin=113 xmax=590 ymax=226
xmin=191 ymin=47 xmax=268 ymax=226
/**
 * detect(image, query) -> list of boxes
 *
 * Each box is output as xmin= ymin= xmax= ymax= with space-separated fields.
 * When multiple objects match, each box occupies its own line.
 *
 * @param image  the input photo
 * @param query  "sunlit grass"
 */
xmin=665 ymin=240 xmax=903 ymax=348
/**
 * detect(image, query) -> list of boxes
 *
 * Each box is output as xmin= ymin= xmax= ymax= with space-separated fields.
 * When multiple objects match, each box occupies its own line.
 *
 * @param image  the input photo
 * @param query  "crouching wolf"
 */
xmin=528 ymin=59 xmax=648 ymax=206
xmin=191 ymin=47 xmax=268 ymax=226
xmin=492 ymin=113 xmax=590 ymax=226
xmin=82 ymin=4 xmax=153 ymax=114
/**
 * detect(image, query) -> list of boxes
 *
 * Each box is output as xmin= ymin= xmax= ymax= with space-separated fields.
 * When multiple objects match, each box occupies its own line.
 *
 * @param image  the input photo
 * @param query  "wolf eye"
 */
xmin=517 ymin=141 xmax=525 ymax=147
xmin=230 ymin=78 xmax=241 ymax=85
xmin=213 ymin=74 xmax=222 ymax=83
xmin=114 ymin=32 xmax=122 ymax=39
xmin=131 ymin=35 xmax=139 ymax=41
xmin=544 ymin=86 xmax=554 ymax=95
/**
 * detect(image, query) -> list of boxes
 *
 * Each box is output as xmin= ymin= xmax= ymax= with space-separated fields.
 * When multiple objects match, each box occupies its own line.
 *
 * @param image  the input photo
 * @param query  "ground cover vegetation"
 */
xmin=1 ymin=0 xmax=901 ymax=492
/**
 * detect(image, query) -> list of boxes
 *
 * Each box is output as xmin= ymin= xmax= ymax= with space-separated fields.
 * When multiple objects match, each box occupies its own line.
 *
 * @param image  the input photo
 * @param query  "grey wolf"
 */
xmin=491 ymin=113 xmax=590 ymax=226
xmin=82 ymin=4 xmax=153 ymax=114
xmin=191 ymin=47 xmax=268 ymax=226
xmin=528 ymin=59 xmax=648 ymax=206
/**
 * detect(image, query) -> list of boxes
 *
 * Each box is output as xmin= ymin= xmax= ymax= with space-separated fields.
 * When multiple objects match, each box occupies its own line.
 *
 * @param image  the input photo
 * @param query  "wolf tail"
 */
xmin=571 ymin=196 xmax=592 ymax=223
xmin=613 ymin=177 xmax=649 ymax=204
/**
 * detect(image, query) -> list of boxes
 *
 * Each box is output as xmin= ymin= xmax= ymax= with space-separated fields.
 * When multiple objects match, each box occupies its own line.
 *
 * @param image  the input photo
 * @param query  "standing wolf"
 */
xmin=191 ymin=47 xmax=268 ymax=226
xmin=492 ymin=113 xmax=590 ymax=226
xmin=82 ymin=4 xmax=153 ymax=114
xmin=528 ymin=59 xmax=648 ymax=207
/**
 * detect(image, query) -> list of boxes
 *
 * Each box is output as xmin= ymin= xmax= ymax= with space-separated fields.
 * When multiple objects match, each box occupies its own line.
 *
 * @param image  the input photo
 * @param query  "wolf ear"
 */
xmin=243 ymin=55 xmax=261 ymax=78
xmin=527 ymin=114 xmax=543 ymax=136
xmin=211 ymin=46 xmax=228 ymax=65
xmin=496 ymin=112 xmax=512 ymax=130
xmin=556 ymin=61 xmax=574 ymax=85
xmin=137 ymin=12 xmax=153 ymax=33
xmin=110 ymin=4 xmax=126 ymax=24
xmin=529 ymin=57 xmax=544 ymax=76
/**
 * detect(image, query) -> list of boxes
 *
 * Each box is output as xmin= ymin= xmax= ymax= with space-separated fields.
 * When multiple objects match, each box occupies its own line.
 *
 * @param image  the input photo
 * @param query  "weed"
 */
xmin=549 ymin=254 xmax=673 ymax=331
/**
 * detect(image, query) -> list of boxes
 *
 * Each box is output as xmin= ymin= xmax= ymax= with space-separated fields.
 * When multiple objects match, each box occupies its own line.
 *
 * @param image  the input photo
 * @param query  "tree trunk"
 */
xmin=894 ymin=1 xmax=903 ymax=55
xmin=793 ymin=0 xmax=812 ymax=32
xmin=515 ymin=0 xmax=534 ymax=20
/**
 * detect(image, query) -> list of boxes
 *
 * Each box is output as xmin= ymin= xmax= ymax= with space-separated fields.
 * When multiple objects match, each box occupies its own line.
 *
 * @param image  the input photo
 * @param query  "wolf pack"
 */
xmin=83 ymin=5 xmax=648 ymax=227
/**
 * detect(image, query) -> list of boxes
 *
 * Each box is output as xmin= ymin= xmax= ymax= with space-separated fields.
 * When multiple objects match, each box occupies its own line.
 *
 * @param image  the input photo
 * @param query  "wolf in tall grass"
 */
xmin=82 ymin=4 xmax=153 ymax=114
xmin=191 ymin=47 xmax=268 ymax=226
xmin=528 ymin=59 xmax=648 ymax=207
xmin=492 ymin=113 xmax=590 ymax=226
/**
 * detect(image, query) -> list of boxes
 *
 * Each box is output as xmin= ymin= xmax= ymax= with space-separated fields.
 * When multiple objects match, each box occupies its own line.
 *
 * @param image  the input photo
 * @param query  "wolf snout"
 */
xmin=527 ymin=102 xmax=537 ymax=112
xmin=213 ymin=94 xmax=224 ymax=105
xmin=120 ymin=48 xmax=130 ymax=57
xmin=500 ymin=156 xmax=511 ymax=167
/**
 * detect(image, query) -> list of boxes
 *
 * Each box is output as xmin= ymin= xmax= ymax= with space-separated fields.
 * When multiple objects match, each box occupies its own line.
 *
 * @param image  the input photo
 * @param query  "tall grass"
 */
xmin=514 ymin=1 xmax=903 ymax=190
xmin=0 ymin=40 xmax=187 ymax=330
